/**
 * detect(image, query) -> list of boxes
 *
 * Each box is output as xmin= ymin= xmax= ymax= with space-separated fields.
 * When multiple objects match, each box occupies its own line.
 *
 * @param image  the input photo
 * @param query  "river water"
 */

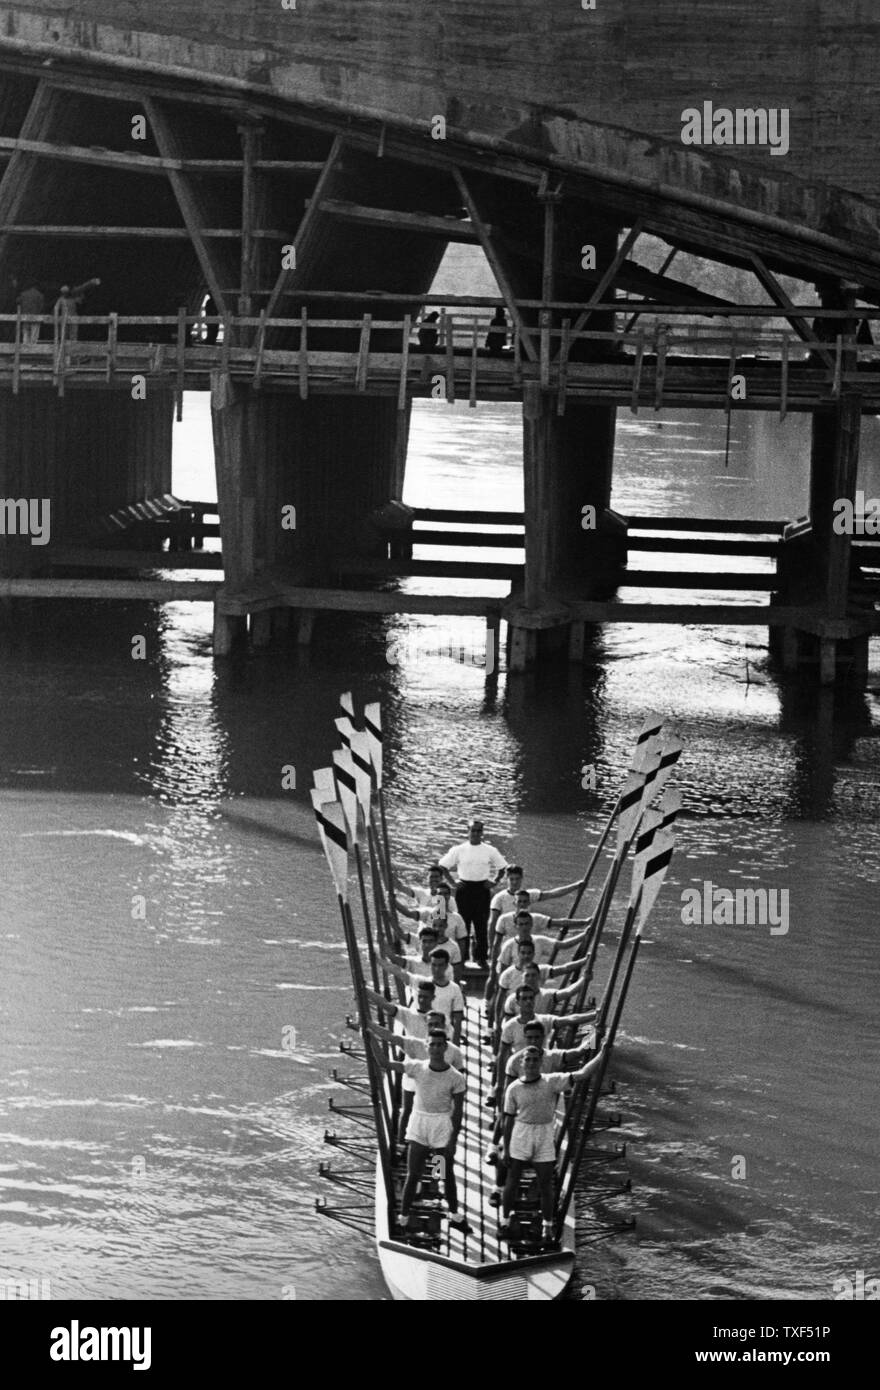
xmin=1 ymin=394 xmax=878 ymax=1302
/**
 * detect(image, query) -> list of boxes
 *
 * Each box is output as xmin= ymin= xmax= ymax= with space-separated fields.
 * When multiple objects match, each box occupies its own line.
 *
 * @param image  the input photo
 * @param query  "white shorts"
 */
xmin=509 ymin=1120 xmax=556 ymax=1164
xmin=406 ymin=1110 xmax=453 ymax=1150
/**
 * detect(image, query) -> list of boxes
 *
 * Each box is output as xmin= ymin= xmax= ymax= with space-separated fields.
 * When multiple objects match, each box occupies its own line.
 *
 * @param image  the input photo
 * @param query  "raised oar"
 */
xmin=351 ymin=727 xmax=401 ymax=946
xmin=364 ymin=702 xmax=397 ymax=906
xmin=329 ymin=752 xmax=381 ymax=997
xmin=564 ymin=713 xmax=665 ymax=921
xmin=312 ymin=792 xmax=395 ymax=1208
xmin=592 ymin=793 xmax=682 ymax=1036
xmin=556 ymin=828 xmax=676 ymax=1225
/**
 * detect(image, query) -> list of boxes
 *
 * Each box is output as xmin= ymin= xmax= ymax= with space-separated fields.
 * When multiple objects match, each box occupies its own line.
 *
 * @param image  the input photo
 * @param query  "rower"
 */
xmin=497 ymin=912 xmax=592 ymax=970
xmin=493 ymin=986 xmax=595 ymax=1104
xmin=398 ymin=920 xmax=463 ymax=983
xmin=381 ymin=947 xmax=464 ymax=1043
xmin=366 ymin=1003 xmax=463 ymax=1146
xmin=438 ymin=817 xmax=507 ymax=968
xmin=400 ymin=923 xmax=442 ymax=977
xmin=486 ymin=1017 xmax=596 ymax=1205
xmin=495 ymin=944 xmax=590 ymax=1026
xmin=371 ymin=1027 xmax=470 ymax=1236
xmin=396 ymin=864 xmax=444 ymax=908
xmin=488 ymin=865 xmax=585 ymax=936
xmin=501 ymin=1044 xmax=606 ymax=1244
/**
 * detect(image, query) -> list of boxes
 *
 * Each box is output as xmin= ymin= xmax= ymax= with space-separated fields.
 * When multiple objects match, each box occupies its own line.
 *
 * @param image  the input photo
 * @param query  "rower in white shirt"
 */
xmin=380 ymin=947 xmax=465 ymax=1044
xmin=488 ymin=865 xmax=585 ymax=936
xmin=495 ymin=946 xmax=590 ymax=1028
xmin=397 ymin=921 xmax=463 ymax=983
xmin=395 ymin=864 xmax=444 ymax=909
xmin=438 ymin=818 xmax=507 ymax=968
xmin=497 ymin=912 xmax=592 ymax=970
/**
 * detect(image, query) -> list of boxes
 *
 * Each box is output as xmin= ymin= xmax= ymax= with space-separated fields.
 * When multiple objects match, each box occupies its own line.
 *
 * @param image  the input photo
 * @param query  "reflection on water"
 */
xmin=0 ymin=399 xmax=878 ymax=1300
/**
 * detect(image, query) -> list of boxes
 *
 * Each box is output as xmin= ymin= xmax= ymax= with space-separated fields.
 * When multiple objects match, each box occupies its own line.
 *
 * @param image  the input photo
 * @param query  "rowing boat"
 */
xmin=313 ymin=697 xmax=681 ymax=1301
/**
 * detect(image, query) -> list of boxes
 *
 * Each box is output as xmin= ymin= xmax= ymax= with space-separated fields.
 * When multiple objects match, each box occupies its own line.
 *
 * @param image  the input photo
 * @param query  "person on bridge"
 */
xmin=418 ymin=310 xmax=440 ymax=351
xmin=438 ymin=818 xmax=506 ymax=969
xmin=17 ymin=283 xmax=45 ymax=343
xmin=485 ymin=306 xmax=509 ymax=355
xmin=54 ymin=279 xmax=100 ymax=343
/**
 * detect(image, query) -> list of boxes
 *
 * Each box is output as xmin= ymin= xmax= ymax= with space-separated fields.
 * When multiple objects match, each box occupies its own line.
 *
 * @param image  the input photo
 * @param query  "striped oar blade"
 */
xmin=647 ymin=735 xmax=683 ymax=804
xmin=634 ymin=828 xmax=675 ymax=926
xmin=630 ymin=793 xmax=681 ymax=902
xmin=349 ymin=730 xmax=375 ymax=822
xmin=615 ymin=770 xmax=647 ymax=853
xmin=332 ymin=748 xmax=361 ymax=843
xmin=630 ymin=712 xmax=665 ymax=772
xmin=364 ymin=702 xmax=383 ymax=790
xmin=334 ymin=715 xmax=353 ymax=749
xmin=339 ymin=691 xmax=355 ymax=722
xmin=311 ymin=792 xmax=350 ymax=902
xmin=313 ymin=766 xmax=336 ymax=795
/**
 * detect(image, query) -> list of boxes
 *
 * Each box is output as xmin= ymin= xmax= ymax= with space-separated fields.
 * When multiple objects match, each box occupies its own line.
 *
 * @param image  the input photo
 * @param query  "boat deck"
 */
xmin=376 ymin=988 xmax=576 ymax=1296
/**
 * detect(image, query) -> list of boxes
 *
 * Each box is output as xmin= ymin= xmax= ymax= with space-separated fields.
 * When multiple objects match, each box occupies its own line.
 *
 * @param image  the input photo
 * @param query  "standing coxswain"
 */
xmin=438 ymin=818 xmax=507 ymax=968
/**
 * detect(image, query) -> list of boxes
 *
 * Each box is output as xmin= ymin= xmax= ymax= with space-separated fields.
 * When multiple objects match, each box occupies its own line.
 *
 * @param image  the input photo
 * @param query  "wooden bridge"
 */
xmin=1 ymin=5 xmax=880 ymax=684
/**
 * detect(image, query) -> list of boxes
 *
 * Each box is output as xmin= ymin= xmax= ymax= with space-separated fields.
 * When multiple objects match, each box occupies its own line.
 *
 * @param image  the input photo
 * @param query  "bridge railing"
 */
xmin=0 ymin=309 xmax=877 ymax=414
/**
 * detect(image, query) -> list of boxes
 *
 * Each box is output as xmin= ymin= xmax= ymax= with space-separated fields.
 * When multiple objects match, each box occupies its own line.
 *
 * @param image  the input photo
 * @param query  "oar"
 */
xmin=564 ymin=713 xmax=665 ymax=920
xmin=312 ymin=792 xmax=395 ymax=1208
xmin=331 ymin=751 xmax=381 ymax=996
xmin=556 ymin=830 xmax=675 ymax=1224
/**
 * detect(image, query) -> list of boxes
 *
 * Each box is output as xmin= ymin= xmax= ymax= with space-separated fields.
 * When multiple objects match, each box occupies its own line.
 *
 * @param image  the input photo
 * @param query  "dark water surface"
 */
xmin=1 ymin=400 xmax=878 ymax=1300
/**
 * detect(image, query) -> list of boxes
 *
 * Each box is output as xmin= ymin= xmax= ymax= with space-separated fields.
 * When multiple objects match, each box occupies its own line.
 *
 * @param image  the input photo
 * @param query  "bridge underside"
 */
xmin=0 ymin=50 xmax=878 ymax=683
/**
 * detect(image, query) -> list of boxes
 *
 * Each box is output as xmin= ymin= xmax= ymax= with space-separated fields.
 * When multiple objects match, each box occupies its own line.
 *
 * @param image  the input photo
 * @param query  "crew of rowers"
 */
xmin=366 ymin=819 xmax=606 ymax=1246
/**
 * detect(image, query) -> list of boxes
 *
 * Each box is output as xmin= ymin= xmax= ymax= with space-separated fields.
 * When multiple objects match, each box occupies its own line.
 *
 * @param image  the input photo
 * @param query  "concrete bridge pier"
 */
xmin=209 ymin=371 xmax=411 ymax=655
xmin=509 ymin=383 xmax=623 ymax=671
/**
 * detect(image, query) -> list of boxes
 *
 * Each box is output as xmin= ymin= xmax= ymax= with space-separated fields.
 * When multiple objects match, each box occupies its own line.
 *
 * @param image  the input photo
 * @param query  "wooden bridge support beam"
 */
xmin=518 ymin=384 xmax=621 ymax=670
xmin=210 ymin=371 xmax=410 ymax=653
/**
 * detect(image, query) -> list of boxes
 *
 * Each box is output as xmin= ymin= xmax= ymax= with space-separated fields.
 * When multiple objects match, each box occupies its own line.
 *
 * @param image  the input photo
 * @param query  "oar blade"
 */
xmin=332 ymin=748 xmax=361 ymax=843
xmin=311 ymin=793 xmax=351 ymax=902
xmin=334 ymin=715 xmax=353 ymax=749
xmin=349 ymin=730 xmax=375 ymax=824
xmin=635 ymin=828 xmax=676 ymax=927
xmin=364 ymin=702 xmax=383 ymax=790
xmin=630 ymin=712 xmax=665 ymax=772
xmin=615 ymin=770 xmax=647 ymax=853
xmin=313 ymin=766 xmax=336 ymax=795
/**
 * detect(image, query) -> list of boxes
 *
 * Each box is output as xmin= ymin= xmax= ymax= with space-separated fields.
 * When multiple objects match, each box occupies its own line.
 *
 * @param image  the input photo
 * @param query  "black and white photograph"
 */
xmin=0 ymin=0 xmax=877 ymax=1345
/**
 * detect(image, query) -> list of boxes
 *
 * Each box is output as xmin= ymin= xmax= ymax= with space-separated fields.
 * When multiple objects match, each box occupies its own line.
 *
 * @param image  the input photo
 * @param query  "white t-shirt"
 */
xmin=504 ymin=1073 xmax=571 ymax=1125
xmin=425 ymin=979 xmax=465 ymax=1025
xmin=419 ymin=906 xmax=468 ymax=943
xmin=498 ymin=962 xmax=552 ymax=994
xmin=505 ymin=1045 xmax=568 ymax=1080
xmin=491 ymin=887 xmax=542 ymax=915
xmin=499 ymin=934 xmax=558 ymax=968
xmin=412 ymin=886 xmax=442 ymax=907
xmin=504 ymin=985 xmax=557 ymax=1016
xmin=403 ymin=1059 xmax=466 ymax=1113
xmin=496 ymin=909 xmax=553 ymax=939
xmin=500 ymin=1013 xmax=556 ymax=1053
xmin=439 ymin=840 xmax=506 ymax=883
xmin=395 ymin=1005 xmax=431 ymax=1040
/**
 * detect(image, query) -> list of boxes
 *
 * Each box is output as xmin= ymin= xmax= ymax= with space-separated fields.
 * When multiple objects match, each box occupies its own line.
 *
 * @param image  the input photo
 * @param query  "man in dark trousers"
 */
xmin=438 ymin=818 xmax=506 ymax=968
